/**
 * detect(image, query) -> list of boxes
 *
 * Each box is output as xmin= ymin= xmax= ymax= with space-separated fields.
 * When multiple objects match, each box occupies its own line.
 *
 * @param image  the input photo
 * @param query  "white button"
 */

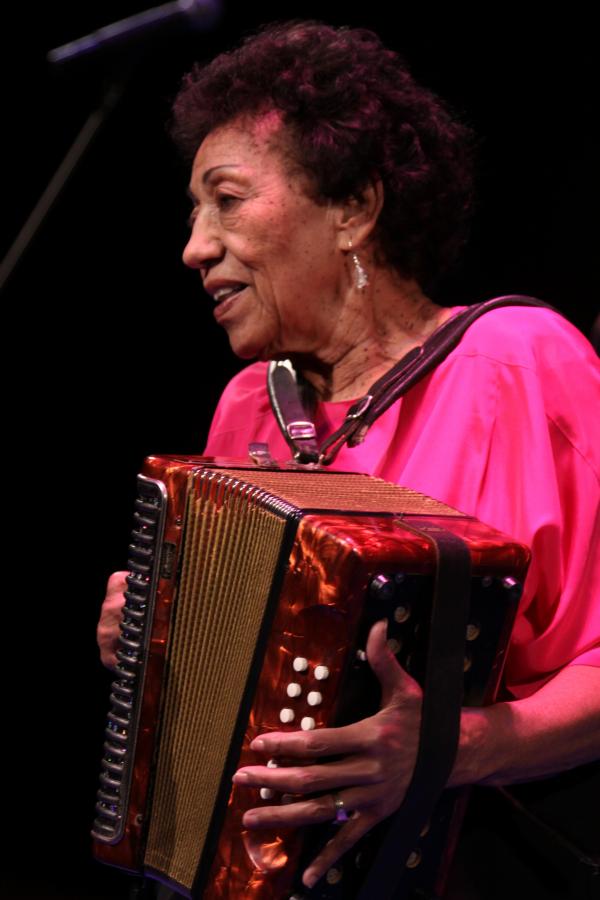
xmin=286 ymin=682 xmax=302 ymax=698
xmin=260 ymin=788 xmax=275 ymax=800
xmin=293 ymin=657 xmax=309 ymax=673
xmin=266 ymin=759 xmax=278 ymax=768
xmin=314 ymin=665 xmax=330 ymax=680
xmin=280 ymin=708 xmax=295 ymax=723
xmin=301 ymin=716 xmax=316 ymax=730
xmin=307 ymin=691 xmax=322 ymax=706
xmin=356 ymin=649 xmax=367 ymax=662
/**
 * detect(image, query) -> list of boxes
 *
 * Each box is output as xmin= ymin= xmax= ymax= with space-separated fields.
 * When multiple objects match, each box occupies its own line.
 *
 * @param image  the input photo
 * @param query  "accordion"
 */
xmin=92 ymin=456 xmax=529 ymax=899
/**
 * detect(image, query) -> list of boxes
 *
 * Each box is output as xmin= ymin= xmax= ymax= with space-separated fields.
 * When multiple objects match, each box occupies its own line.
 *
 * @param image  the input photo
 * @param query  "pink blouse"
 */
xmin=204 ymin=306 xmax=600 ymax=700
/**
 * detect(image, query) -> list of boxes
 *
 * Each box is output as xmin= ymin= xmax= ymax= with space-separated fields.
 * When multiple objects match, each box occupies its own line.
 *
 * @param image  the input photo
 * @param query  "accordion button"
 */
xmin=326 ymin=867 xmax=343 ymax=884
xmin=260 ymin=788 xmax=275 ymax=800
xmin=387 ymin=638 xmax=402 ymax=655
xmin=369 ymin=574 xmax=394 ymax=600
xmin=301 ymin=717 xmax=316 ymax=730
xmin=466 ymin=622 xmax=481 ymax=641
xmin=293 ymin=657 xmax=309 ymax=673
xmin=502 ymin=577 xmax=523 ymax=600
xmin=287 ymin=683 xmax=302 ymax=698
xmin=307 ymin=691 xmax=322 ymax=706
xmin=314 ymin=665 xmax=330 ymax=680
xmin=406 ymin=850 xmax=422 ymax=868
xmin=280 ymin=708 xmax=295 ymax=723
xmin=394 ymin=604 xmax=411 ymax=624
xmin=267 ymin=759 xmax=279 ymax=768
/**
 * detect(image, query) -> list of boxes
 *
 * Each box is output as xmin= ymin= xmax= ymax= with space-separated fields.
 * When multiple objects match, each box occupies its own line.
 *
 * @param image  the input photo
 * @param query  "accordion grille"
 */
xmin=144 ymin=473 xmax=289 ymax=889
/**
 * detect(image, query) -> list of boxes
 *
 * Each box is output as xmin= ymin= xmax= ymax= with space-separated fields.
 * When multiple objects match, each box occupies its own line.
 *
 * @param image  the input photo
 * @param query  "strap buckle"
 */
xmin=287 ymin=420 xmax=317 ymax=440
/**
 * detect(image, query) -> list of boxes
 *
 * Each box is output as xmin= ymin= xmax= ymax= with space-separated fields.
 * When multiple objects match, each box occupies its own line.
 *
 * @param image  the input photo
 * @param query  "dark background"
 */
xmin=2 ymin=3 xmax=598 ymax=898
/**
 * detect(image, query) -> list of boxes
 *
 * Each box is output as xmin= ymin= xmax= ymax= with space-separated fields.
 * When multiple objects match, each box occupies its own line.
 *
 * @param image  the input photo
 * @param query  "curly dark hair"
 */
xmin=172 ymin=21 xmax=476 ymax=287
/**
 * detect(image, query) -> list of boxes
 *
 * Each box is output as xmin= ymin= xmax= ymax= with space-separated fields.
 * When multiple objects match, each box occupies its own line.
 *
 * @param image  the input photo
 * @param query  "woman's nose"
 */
xmin=182 ymin=211 xmax=224 ymax=270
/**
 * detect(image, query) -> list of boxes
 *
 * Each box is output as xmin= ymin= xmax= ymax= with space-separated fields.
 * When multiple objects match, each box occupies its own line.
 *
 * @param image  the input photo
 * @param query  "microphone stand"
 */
xmin=0 ymin=0 xmax=222 ymax=293
xmin=0 ymin=74 xmax=127 ymax=293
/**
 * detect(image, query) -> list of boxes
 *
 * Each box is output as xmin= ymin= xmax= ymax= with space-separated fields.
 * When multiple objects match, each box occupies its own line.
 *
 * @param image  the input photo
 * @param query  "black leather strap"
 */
xmin=266 ymin=295 xmax=555 ymax=466
xmin=356 ymin=519 xmax=472 ymax=900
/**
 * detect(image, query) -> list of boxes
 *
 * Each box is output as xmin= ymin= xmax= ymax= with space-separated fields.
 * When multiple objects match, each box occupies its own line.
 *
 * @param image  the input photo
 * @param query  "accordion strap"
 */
xmin=267 ymin=359 xmax=320 ymax=464
xmin=356 ymin=519 xmax=472 ymax=900
xmin=267 ymin=295 xmax=555 ymax=465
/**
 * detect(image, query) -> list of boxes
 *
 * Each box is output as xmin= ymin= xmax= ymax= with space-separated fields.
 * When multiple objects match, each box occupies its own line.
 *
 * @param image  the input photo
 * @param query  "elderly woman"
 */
xmin=98 ymin=20 xmax=600 ymax=896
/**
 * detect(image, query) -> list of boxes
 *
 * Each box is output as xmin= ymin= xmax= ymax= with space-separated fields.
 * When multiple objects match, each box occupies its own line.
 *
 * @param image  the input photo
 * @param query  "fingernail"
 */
xmin=251 ymin=738 xmax=265 ymax=751
xmin=232 ymin=771 xmax=249 ymax=783
xmin=303 ymin=873 xmax=317 ymax=889
xmin=243 ymin=812 xmax=258 ymax=826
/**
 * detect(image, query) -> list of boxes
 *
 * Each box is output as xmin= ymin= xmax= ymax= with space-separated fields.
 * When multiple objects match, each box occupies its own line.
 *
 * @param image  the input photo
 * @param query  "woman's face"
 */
xmin=183 ymin=116 xmax=347 ymax=361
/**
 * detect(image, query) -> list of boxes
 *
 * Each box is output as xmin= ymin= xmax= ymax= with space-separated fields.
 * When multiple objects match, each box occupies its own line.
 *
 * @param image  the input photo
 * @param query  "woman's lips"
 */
xmin=213 ymin=286 xmax=247 ymax=323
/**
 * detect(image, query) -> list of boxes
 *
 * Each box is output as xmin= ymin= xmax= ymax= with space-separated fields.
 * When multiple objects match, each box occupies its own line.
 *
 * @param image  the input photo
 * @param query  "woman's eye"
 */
xmin=216 ymin=193 xmax=240 ymax=210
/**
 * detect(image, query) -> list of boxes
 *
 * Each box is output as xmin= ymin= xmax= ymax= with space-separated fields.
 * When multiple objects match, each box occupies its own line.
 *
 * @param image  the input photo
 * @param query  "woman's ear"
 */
xmin=335 ymin=177 xmax=384 ymax=251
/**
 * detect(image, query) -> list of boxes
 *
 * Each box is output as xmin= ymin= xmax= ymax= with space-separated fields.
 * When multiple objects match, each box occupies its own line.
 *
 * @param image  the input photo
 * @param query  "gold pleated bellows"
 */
xmin=144 ymin=472 xmax=289 ymax=889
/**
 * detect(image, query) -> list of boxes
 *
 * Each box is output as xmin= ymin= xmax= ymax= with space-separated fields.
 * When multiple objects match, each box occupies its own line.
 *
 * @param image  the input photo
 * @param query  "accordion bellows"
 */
xmin=92 ymin=456 xmax=529 ymax=899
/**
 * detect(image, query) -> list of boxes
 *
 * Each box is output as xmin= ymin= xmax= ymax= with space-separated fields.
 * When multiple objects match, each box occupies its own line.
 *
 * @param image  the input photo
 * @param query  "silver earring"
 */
xmin=348 ymin=238 xmax=369 ymax=290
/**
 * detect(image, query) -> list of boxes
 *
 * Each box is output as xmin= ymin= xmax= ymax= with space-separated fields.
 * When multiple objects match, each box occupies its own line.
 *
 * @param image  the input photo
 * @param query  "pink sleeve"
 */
xmin=415 ymin=310 xmax=600 ymax=698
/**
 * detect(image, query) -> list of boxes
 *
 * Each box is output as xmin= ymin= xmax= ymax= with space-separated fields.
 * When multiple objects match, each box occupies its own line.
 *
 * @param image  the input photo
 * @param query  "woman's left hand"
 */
xmin=232 ymin=620 xmax=423 ymax=889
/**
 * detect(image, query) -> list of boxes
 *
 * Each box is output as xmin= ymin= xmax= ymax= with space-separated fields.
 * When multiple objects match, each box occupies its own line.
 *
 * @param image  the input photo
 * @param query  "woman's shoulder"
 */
xmin=442 ymin=304 xmax=599 ymax=477
xmin=450 ymin=303 xmax=598 ymax=372
xmin=205 ymin=362 xmax=271 ymax=449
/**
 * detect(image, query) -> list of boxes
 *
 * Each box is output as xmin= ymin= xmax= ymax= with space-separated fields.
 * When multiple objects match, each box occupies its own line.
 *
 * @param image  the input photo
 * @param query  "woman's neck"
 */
xmin=291 ymin=269 xmax=453 ymax=402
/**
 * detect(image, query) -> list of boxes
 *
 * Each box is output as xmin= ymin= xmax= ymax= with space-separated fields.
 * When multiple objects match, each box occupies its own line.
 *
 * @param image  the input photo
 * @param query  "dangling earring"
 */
xmin=348 ymin=237 xmax=369 ymax=291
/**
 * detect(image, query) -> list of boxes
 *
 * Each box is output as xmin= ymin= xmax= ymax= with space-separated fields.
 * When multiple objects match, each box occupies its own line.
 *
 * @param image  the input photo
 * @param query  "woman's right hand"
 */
xmin=97 ymin=571 xmax=129 ymax=669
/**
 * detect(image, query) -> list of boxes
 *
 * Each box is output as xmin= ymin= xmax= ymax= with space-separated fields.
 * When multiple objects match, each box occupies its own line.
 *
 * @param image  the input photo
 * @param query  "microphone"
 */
xmin=47 ymin=0 xmax=222 ymax=65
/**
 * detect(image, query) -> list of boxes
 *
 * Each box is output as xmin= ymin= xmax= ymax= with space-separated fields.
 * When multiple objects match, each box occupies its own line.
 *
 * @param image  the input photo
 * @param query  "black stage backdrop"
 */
xmin=2 ymin=4 xmax=597 ymax=899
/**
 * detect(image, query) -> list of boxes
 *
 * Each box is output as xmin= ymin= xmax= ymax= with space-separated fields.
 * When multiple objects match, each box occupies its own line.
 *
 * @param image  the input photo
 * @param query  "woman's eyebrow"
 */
xmin=187 ymin=165 xmax=244 ymax=201
xmin=203 ymin=164 xmax=242 ymax=185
